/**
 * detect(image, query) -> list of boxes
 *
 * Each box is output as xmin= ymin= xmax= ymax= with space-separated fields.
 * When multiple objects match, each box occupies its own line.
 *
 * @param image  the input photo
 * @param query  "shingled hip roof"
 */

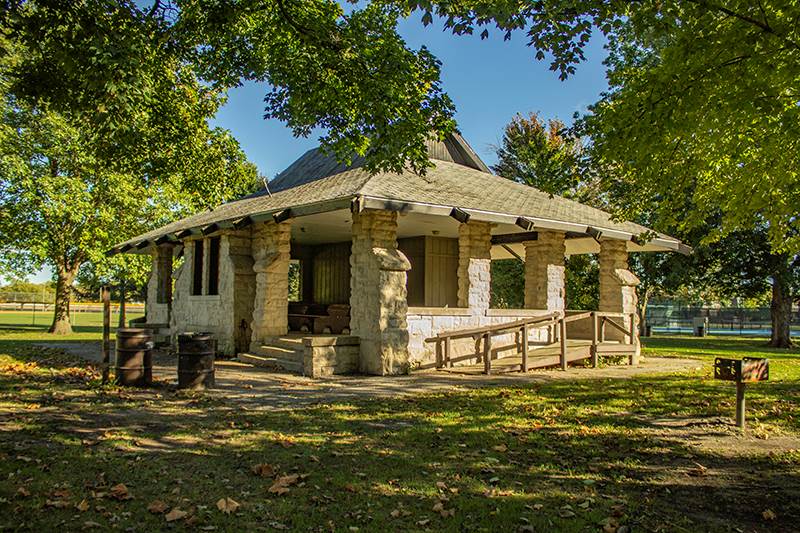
xmin=111 ymin=134 xmax=687 ymax=254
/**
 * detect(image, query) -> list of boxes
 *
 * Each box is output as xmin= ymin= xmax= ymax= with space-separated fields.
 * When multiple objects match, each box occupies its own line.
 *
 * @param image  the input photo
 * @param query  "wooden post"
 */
xmin=435 ymin=339 xmax=443 ymax=369
xmin=483 ymin=333 xmax=492 ymax=375
xmin=736 ymin=381 xmax=746 ymax=429
xmin=101 ymin=285 xmax=111 ymax=385
xmin=559 ymin=318 xmax=568 ymax=371
xmin=118 ymin=284 xmax=127 ymax=328
xmin=521 ymin=324 xmax=529 ymax=372
xmin=445 ymin=337 xmax=452 ymax=368
xmin=591 ymin=312 xmax=599 ymax=368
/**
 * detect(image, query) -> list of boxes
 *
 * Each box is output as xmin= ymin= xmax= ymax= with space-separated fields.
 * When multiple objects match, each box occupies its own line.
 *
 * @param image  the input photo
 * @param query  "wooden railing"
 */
xmin=426 ymin=310 xmax=638 ymax=375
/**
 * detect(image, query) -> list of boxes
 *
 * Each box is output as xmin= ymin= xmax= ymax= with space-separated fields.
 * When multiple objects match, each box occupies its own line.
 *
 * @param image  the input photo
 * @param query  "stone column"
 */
xmin=349 ymin=210 xmax=411 ymax=375
xmin=457 ymin=221 xmax=492 ymax=315
xmin=523 ymin=231 xmax=566 ymax=311
xmin=146 ymin=245 xmax=173 ymax=324
xmin=250 ymin=221 xmax=291 ymax=349
xmin=599 ymin=239 xmax=641 ymax=358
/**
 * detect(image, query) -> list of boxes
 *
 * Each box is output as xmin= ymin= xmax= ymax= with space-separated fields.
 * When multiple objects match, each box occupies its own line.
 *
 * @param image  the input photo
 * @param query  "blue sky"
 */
xmin=211 ymin=17 xmax=609 ymax=179
xmin=24 ymin=17 xmax=608 ymax=285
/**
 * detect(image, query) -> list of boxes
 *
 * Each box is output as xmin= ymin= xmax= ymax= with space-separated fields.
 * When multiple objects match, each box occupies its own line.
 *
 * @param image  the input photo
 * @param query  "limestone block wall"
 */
xmin=170 ymin=231 xmax=252 ymax=355
xmin=145 ymin=245 xmax=172 ymax=326
xmin=524 ymin=231 xmax=566 ymax=311
xmin=303 ymin=336 xmax=360 ymax=378
xmin=349 ymin=210 xmax=411 ymax=375
xmin=457 ymin=221 xmax=492 ymax=314
xmin=407 ymin=308 xmax=552 ymax=367
xmin=599 ymin=240 xmax=640 ymax=353
xmin=250 ymin=221 xmax=291 ymax=350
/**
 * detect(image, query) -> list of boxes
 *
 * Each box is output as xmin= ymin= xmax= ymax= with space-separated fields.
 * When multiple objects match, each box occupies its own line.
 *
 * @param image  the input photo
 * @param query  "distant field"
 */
xmin=0 ymin=310 xmax=144 ymax=333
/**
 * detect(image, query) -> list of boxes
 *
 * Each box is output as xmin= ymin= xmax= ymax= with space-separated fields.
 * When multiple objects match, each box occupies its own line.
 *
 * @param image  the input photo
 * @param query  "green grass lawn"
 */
xmin=0 ymin=331 xmax=798 ymax=532
xmin=0 ymin=310 xmax=144 ymax=336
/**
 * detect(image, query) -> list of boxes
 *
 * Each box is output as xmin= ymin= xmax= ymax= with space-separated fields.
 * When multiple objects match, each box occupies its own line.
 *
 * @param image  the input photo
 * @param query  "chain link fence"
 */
xmin=645 ymin=305 xmax=800 ymax=336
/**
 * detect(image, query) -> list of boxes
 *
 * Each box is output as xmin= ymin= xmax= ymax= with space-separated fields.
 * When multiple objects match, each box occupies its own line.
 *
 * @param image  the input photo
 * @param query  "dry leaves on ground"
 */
xmin=252 ymin=463 xmax=276 ymax=478
xmin=268 ymin=474 xmax=300 ymax=495
xmin=109 ymin=483 xmax=132 ymax=501
xmin=147 ymin=500 xmax=169 ymax=514
xmin=216 ymin=497 xmax=240 ymax=514
xmin=165 ymin=508 xmax=188 ymax=522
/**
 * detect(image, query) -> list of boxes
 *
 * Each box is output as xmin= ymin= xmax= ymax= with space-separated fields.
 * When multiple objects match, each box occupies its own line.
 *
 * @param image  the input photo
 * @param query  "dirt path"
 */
xmin=36 ymin=340 xmax=702 ymax=407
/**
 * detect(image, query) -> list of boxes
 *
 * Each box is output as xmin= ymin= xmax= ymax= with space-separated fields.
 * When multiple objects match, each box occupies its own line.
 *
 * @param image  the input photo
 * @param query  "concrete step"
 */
xmin=264 ymin=336 xmax=306 ymax=352
xmin=238 ymin=353 xmax=304 ymax=374
xmin=256 ymin=344 xmax=304 ymax=362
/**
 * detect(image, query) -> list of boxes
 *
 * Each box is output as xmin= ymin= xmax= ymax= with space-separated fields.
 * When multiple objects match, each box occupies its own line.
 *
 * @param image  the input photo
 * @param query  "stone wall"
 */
xmin=303 ymin=336 xmax=360 ymax=378
xmin=250 ymin=221 xmax=291 ymax=350
xmin=407 ymin=307 xmax=552 ymax=367
xmin=349 ymin=210 xmax=411 ymax=375
xmin=170 ymin=230 xmax=253 ymax=356
xmin=145 ymin=245 xmax=173 ymax=326
xmin=457 ymin=221 xmax=493 ymax=314
xmin=524 ymin=231 xmax=566 ymax=311
xmin=599 ymin=239 xmax=640 ymax=357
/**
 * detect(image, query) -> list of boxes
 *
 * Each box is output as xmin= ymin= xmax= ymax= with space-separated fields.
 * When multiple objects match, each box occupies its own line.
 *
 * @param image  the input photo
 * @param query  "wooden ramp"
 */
xmin=440 ymin=340 xmax=596 ymax=375
xmin=427 ymin=311 xmax=640 ymax=376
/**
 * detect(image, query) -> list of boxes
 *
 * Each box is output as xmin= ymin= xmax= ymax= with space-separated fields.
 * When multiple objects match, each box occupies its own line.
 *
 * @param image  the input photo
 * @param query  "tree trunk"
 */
xmin=768 ymin=268 xmax=793 ymax=348
xmin=638 ymin=285 xmax=652 ymax=336
xmin=48 ymin=269 xmax=75 ymax=335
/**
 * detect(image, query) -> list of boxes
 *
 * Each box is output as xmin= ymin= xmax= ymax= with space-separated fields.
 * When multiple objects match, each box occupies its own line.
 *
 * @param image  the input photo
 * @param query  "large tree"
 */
xmin=0 ymin=78 xmax=258 ymax=333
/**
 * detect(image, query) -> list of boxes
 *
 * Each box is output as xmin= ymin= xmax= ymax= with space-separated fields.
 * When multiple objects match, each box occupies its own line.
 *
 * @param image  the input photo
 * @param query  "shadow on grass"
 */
xmin=1 ymin=353 xmax=799 ymax=532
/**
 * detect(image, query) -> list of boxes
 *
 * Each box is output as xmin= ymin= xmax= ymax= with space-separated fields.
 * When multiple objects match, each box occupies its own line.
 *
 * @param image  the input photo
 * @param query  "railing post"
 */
xmin=445 ymin=336 xmax=452 ymax=368
xmin=521 ymin=323 xmax=529 ymax=372
xmin=600 ymin=316 xmax=606 ymax=343
xmin=559 ymin=317 xmax=568 ymax=371
xmin=435 ymin=338 xmax=443 ymax=369
xmin=483 ymin=332 xmax=492 ymax=375
xmin=591 ymin=311 xmax=599 ymax=368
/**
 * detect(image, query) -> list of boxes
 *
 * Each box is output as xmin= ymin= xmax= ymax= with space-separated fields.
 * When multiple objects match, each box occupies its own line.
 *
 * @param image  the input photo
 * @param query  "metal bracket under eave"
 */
xmin=272 ymin=209 xmax=292 ymax=224
xmin=350 ymin=196 xmax=365 ymax=214
xmin=515 ymin=217 xmax=534 ymax=231
xmin=586 ymin=226 xmax=603 ymax=243
xmin=449 ymin=207 xmax=470 ymax=224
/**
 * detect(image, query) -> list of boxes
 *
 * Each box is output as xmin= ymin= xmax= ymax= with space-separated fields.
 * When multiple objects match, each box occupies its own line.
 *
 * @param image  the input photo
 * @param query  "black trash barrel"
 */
xmin=177 ymin=332 xmax=215 ymax=390
xmin=115 ymin=328 xmax=154 ymax=386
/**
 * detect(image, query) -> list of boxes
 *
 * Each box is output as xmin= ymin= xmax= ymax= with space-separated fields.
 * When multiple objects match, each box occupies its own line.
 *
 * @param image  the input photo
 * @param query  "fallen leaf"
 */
xmin=416 ymin=519 xmax=430 ymax=526
xmin=762 ymin=509 xmax=777 ymax=521
xmin=83 ymin=521 xmax=103 ymax=529
xmin=309 ymin=455 xmax=320 ymax=463
xmin=435 ymin=481 xmax=447 ymax=490
xmin=45 ymin=499 xmax=71 ymax=508
xmin=432 ymin=502 xmax=444 ymax=512
xmin=493 ymin=444 xmax=507 ymax=452
xmin=268 ymin=474 xmax=299 ymax=495
xmin=76 ymin=499 xmax=90 ymax=512
xmin=16 ymin=487 xmax=30 ymax=498
xmin=109 ymin=483 xmax=132 ymax=501
xmin=251 ymin=463 xmax=276 ymax=478
xmin=147 ymin=500 xmax=169 ymax=514
xmin=165 ymin=508 xmax=188 ymax=522
xmin=390 ymin=509 xmax=401 ymax=518
xmin=216 ymin=497 xmax=240 ymax=514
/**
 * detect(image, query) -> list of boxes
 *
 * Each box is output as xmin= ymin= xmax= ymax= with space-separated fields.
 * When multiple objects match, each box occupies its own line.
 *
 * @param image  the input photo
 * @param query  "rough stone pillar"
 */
xmin=523 ymin=231 xmax=566 ymax=311
xmin=146 ymin=245 xmax=173 ymax=324
xmin=250 ymin=221 xmax=291 ymax=349
xmin=349 ymin=210 xmax=411 ymax=375
xmin=599 ymin=239 xmax=641 ymax=357
xmin=457 ymin=221 xmax=492 ymax=315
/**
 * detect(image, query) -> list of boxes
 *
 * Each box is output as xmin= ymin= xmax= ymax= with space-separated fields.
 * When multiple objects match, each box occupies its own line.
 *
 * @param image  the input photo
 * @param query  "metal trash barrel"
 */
xmin=177 ymin=332 xmax=215 ymax=390
xmin=115 ymin=328 xmax=154 ymax=386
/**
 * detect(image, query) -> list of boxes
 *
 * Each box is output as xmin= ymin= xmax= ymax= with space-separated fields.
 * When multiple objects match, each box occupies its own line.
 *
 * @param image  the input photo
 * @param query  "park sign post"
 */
xmin=713 ymin=357 xmax=769 ymax=429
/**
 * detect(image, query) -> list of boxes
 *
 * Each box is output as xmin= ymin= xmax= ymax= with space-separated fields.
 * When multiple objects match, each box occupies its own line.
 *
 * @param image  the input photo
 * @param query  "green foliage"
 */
xmin=5 ymin=0 xmax=455 ymax=175
xmin=490 ymin=259 xmax=523 ymax=308
xmin=565 ymin=255 xmax=598 ymax=310
xmin=492 ymin=112 xmax=584 ymax=198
